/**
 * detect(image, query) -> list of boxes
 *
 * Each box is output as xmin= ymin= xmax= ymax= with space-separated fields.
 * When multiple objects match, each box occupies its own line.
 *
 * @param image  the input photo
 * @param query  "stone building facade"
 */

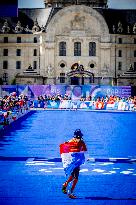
xmin=0 ymin=0 xmax=136 ymax=85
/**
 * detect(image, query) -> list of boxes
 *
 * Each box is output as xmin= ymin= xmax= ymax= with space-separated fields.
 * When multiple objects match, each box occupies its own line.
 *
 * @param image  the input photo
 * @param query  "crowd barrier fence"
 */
xmin=32 ymin=99 xmax=135 ymax=111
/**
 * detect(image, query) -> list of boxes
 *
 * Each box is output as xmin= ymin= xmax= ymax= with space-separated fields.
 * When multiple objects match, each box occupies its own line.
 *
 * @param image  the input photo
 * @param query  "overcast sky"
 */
xmin=18 ymin=0 xmax=136 ymax=9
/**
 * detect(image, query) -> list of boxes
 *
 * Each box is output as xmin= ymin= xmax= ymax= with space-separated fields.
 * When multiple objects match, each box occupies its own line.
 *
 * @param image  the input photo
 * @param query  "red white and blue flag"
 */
xmin=60 ymin=141 xmax=87 ymax=176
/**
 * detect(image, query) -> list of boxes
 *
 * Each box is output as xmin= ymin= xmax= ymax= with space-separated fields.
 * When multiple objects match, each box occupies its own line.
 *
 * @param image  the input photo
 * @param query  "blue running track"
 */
xmin=0 ymin=110 xmax=136 ymax=205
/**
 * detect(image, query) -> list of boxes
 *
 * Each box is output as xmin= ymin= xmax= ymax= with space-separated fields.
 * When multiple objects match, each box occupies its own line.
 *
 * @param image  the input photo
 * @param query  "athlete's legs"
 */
xmin=71 ymin=178 xmax=78 ymax=192
xmin=70 ymin=167 xmax=80 ymax=193
xmin=63 ymin=175 xmax=73 ymax=187
xmin=62 ymin=166 xmax=80 ymax=196
xmin=62 ymin=175 xmax=74 ymax=194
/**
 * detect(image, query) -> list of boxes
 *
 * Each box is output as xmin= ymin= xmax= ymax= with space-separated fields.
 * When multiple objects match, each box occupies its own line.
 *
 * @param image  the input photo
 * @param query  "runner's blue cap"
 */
xmin=74 ymin=129 xmax=83 ymax=139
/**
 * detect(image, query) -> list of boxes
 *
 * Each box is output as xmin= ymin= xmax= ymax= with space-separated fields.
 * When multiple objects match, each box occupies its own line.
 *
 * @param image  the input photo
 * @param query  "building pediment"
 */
xmin=46 ymin=5 xmax=109 ymax=40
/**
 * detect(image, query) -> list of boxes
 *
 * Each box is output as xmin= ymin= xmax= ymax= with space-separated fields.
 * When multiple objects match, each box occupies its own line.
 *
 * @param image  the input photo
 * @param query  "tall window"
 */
xmin=3 ymin=61 xmax=8 ymax=69
xmin=134 ymin=62 xmax=136 ymax=71
xmin=33 ymin=61 xmax=37 ymax=69
xmin=89 ymin=42 xmax=96 ymax=56
xmin=118 ymin=38 xmax=122 ymax=44
xmin=134 ymin=50 xmax=136 ymax=57
xmin=17 ymin=37 xmax=21 ymax=43
xmin=60 ymin=73 xmax=65 ymax=83
xmin=16 ymin=49 xmax=21 ymax=56
xmin=16 ymin=61 xmax=21 ymax=69
xmin=118 ymin=62 xmax=122 ymax=70
xmin=33 ymin=49 xmax=37 ymax=56
xmin=34 ymin=37 xmax=37 ymax=43
xmin=74 ymin=42 xmax=81 ymax=56
xmin=4 ymin=37 xmax=8 ymax=43
xmin=59 ymin=42 xmax=66 ymax=56
xmin=3 ymin=49 xmax=8 ymax=56
xmin=3 ymin=73 xmax=8 ymax=83
xmin=118 ymin=50 xmax=122 ymax=57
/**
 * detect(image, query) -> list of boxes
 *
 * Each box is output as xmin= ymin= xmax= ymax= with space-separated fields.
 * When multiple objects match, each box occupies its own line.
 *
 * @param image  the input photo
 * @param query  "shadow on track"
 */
xmin=74 ymin=196 xmax=136 ymax=200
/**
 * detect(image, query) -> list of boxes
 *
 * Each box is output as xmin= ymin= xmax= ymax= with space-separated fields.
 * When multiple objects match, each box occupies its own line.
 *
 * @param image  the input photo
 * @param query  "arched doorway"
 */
xmin=67 ymin=63 xmax=94 ymax=85
xmin=71 ymin=76 xmax=79 ymax=85
xmin=70 ymin=63 xmax=79 ymax=85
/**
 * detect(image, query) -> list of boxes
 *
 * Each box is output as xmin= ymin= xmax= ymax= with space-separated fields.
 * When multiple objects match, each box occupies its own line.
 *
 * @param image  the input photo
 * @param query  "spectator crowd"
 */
xmin=31 ymin=94 xmax=136 ymax=111
xmin=0 ymin=92 xmax=136 ymax=131
xmin=0 ymin=92 xmax=29 ymax=130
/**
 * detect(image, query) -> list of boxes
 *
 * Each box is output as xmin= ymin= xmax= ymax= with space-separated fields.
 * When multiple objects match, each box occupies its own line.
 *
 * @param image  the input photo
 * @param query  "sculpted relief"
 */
xmin=71 ymin=14 xmax=85 ymax=30
xmin=55 ymin=13 xmax=102 ymax=37
xmin=46 ymin=5 xmax=109 ymax=39
xmin=56 ymin=14 xmax=86 ymax=35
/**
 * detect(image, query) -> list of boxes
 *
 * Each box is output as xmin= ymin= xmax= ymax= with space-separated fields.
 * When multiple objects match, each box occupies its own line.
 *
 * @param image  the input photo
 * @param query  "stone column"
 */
xmin=45 ymin=41 xmax=55 ymax=84
xmin=39 ymin=34 xmax=45 ymax=77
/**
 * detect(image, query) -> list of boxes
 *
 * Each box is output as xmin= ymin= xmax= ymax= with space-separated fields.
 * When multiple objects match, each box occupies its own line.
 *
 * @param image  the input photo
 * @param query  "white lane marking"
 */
xmin=109 ymin=171 xmax=116 ymax=174
xmin=109 ymin=158 xmax=129 ymax=162
xmin=39 ymin=169 xmax=53 ymax=173
xmin=26 ymin=158 xmax=35 ymax=163
xmin=39 ymin=169 xmax=47 ymax=171
xmin=103 ymin=173 xmax=112 ymax=175
xmin=99 ymin=163 xmax=114 ymax=166
xmin=120 ymin=171 xmax=133 ymax=175
xmin=80 ymin=169 xmax=89 ymax=172
xmin=113 ymin=168 xmax=120 ymax=170
xmin=127 ymin=169 xmax=135 ymax=171
xmin=92 ymin=169 xmax=105 ymax=173
xmin=32 ymin=161 xmax=55 ymax=164
xmin=26 ymin=163 xmax=55 ymax=166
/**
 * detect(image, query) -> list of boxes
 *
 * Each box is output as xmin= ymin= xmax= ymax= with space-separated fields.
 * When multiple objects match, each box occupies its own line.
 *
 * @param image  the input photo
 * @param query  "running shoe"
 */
xmin=68 ymin=193 xmax=77 ymax=199
xmin=62 ymin=185 xmax=67 ymax=194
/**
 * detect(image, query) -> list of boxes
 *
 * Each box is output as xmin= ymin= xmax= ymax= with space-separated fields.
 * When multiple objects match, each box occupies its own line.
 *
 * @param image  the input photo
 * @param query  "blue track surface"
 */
xmin=0 ymin=110 xmax=136 ymax=205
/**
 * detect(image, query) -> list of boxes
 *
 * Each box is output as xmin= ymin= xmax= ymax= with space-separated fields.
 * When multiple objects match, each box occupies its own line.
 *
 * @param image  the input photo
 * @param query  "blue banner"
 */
xmin=0 ymin=85 xmax=132 ymax=99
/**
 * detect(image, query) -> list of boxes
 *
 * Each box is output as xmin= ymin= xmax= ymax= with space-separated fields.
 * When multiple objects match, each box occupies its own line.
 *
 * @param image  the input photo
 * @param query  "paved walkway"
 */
xmin=0 ymin=110 xmax=136 ymax=205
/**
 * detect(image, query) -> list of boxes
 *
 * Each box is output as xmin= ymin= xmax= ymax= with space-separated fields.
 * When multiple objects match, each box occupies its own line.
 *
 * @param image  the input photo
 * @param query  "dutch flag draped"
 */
xmin=60 ymin=140 xmax=87 ymax=176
